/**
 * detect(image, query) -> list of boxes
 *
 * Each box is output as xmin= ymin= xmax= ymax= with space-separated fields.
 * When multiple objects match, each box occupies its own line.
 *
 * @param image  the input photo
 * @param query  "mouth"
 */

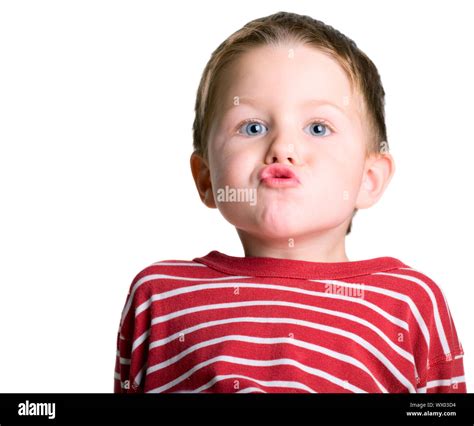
xmin=258 ymin=164 xmax=301 ymax=188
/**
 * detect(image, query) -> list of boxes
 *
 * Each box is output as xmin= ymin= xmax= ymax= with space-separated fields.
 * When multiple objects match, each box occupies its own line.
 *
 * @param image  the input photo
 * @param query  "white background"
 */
xmin=0 ymin=0 xmax=472 ymax=392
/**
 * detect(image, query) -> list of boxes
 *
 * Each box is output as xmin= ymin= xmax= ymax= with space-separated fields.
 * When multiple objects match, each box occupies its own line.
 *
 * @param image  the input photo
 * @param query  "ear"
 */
xmin=190 ymin=151 xmax=217 ymax=209
xmin=355 ymin=152 xmax=395 ymax=209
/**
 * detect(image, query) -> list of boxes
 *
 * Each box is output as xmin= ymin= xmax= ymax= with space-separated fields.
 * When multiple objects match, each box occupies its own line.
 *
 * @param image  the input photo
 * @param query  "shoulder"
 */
xmin=125 ymin=255 xmax=233 ymax=300
xmin=127 ymin=257 xmax=209 ymax=296
xmin=118 ymin=257 xmax=211 ymax=335
xmin=376 ymin=263 xmax=463 ymax=355
xmin=133 ymin=258 xmax=208 ymax=280
xmin=373 ymin=261 xmax=449 ymax=304
xmin=371 ymin=262 xmax=457 ymax=333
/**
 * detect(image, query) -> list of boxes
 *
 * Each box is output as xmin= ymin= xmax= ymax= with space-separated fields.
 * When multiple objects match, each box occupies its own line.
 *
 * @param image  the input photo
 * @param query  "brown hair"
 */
xmin=192 ymin=11 xmax=389 ymax=235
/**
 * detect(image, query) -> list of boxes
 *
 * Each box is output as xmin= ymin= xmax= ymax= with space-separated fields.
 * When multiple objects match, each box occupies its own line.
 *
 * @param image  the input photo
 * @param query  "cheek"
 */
xmin=308 ymin=158 xmax=363 ymax=206
xmin=211 ymin=151 xmax=254 ymax=189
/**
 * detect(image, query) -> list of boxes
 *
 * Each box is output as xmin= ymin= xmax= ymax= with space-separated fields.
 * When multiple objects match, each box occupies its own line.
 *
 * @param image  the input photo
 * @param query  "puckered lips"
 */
xmin=258 ymin=164 xmax=301 ymax=188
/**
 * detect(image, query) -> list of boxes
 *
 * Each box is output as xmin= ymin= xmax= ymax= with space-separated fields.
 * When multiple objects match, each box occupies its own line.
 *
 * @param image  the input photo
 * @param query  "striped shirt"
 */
xmin=114 ymin=250 xmax=466 ymax=393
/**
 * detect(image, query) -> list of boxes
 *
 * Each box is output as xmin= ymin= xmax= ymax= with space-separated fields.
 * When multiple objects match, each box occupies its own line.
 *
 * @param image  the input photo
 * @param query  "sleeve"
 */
xmin=416 ymin=277 xmax=466 ymax=393
xmin=113 ymin=331 xmax=134 ymax=393
xmin=113 ymin=272 xmax=151 ymax=393
xmin=425 ymin=354 xmax=466 ymax=393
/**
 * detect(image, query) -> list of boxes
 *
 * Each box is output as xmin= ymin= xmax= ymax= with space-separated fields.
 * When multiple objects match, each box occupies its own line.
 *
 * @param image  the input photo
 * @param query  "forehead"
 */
xmin=215 ymin=43 xmax=362 ymax=115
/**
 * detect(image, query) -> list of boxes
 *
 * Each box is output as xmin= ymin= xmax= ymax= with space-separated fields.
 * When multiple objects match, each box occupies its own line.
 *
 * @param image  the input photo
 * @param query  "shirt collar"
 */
xmin=193 ymin=250 xmax=408 ymax=280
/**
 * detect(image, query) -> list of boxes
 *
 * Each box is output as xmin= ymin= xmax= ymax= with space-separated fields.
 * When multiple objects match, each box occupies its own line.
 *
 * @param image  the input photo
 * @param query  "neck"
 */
xmin=236 ymin=224 xmax=350 ymax=263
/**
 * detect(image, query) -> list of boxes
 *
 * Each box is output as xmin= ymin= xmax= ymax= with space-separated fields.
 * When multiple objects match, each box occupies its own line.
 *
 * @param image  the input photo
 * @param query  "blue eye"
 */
xmin=305 ymin=122 xmax=332 ymax=137
xmin=237 ymin=120 xmax=332 ymax=137
xmin=238 ymin=120 xmax=268 ymax=137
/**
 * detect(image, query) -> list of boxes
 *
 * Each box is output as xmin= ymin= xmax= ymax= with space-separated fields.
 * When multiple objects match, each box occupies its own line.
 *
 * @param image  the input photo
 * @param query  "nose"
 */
xmin=264 ymin=125 xmax=300 ymax=165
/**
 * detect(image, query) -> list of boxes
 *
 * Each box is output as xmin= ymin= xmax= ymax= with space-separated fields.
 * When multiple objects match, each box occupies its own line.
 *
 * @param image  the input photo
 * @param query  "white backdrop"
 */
xmin=0 ymin=0 xmax=472 ymax=392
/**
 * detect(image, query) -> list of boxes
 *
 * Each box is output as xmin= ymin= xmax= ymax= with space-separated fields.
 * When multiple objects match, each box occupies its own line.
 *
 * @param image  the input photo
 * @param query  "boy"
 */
xmin=114 ymin=11 xmax=465 ymax=393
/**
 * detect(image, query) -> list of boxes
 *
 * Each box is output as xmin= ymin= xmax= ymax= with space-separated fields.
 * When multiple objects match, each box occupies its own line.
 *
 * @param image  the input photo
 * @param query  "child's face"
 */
xmin=192 ymin=43 xmax=393 ymax=246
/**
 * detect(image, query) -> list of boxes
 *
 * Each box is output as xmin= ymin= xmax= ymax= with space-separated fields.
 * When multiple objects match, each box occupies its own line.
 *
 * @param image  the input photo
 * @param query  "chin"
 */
xmin=251 ymin=216 xmax=304 ymax=240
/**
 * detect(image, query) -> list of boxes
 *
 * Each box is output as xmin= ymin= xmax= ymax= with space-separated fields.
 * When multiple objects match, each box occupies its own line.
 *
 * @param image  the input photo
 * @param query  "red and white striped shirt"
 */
xmin=114 ymin=250 xmax=466 ymax=393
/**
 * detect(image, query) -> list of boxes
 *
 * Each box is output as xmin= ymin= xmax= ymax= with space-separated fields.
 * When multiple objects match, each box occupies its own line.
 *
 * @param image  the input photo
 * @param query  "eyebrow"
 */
xmin=223 ymin=96 xmax=347 ymax=116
